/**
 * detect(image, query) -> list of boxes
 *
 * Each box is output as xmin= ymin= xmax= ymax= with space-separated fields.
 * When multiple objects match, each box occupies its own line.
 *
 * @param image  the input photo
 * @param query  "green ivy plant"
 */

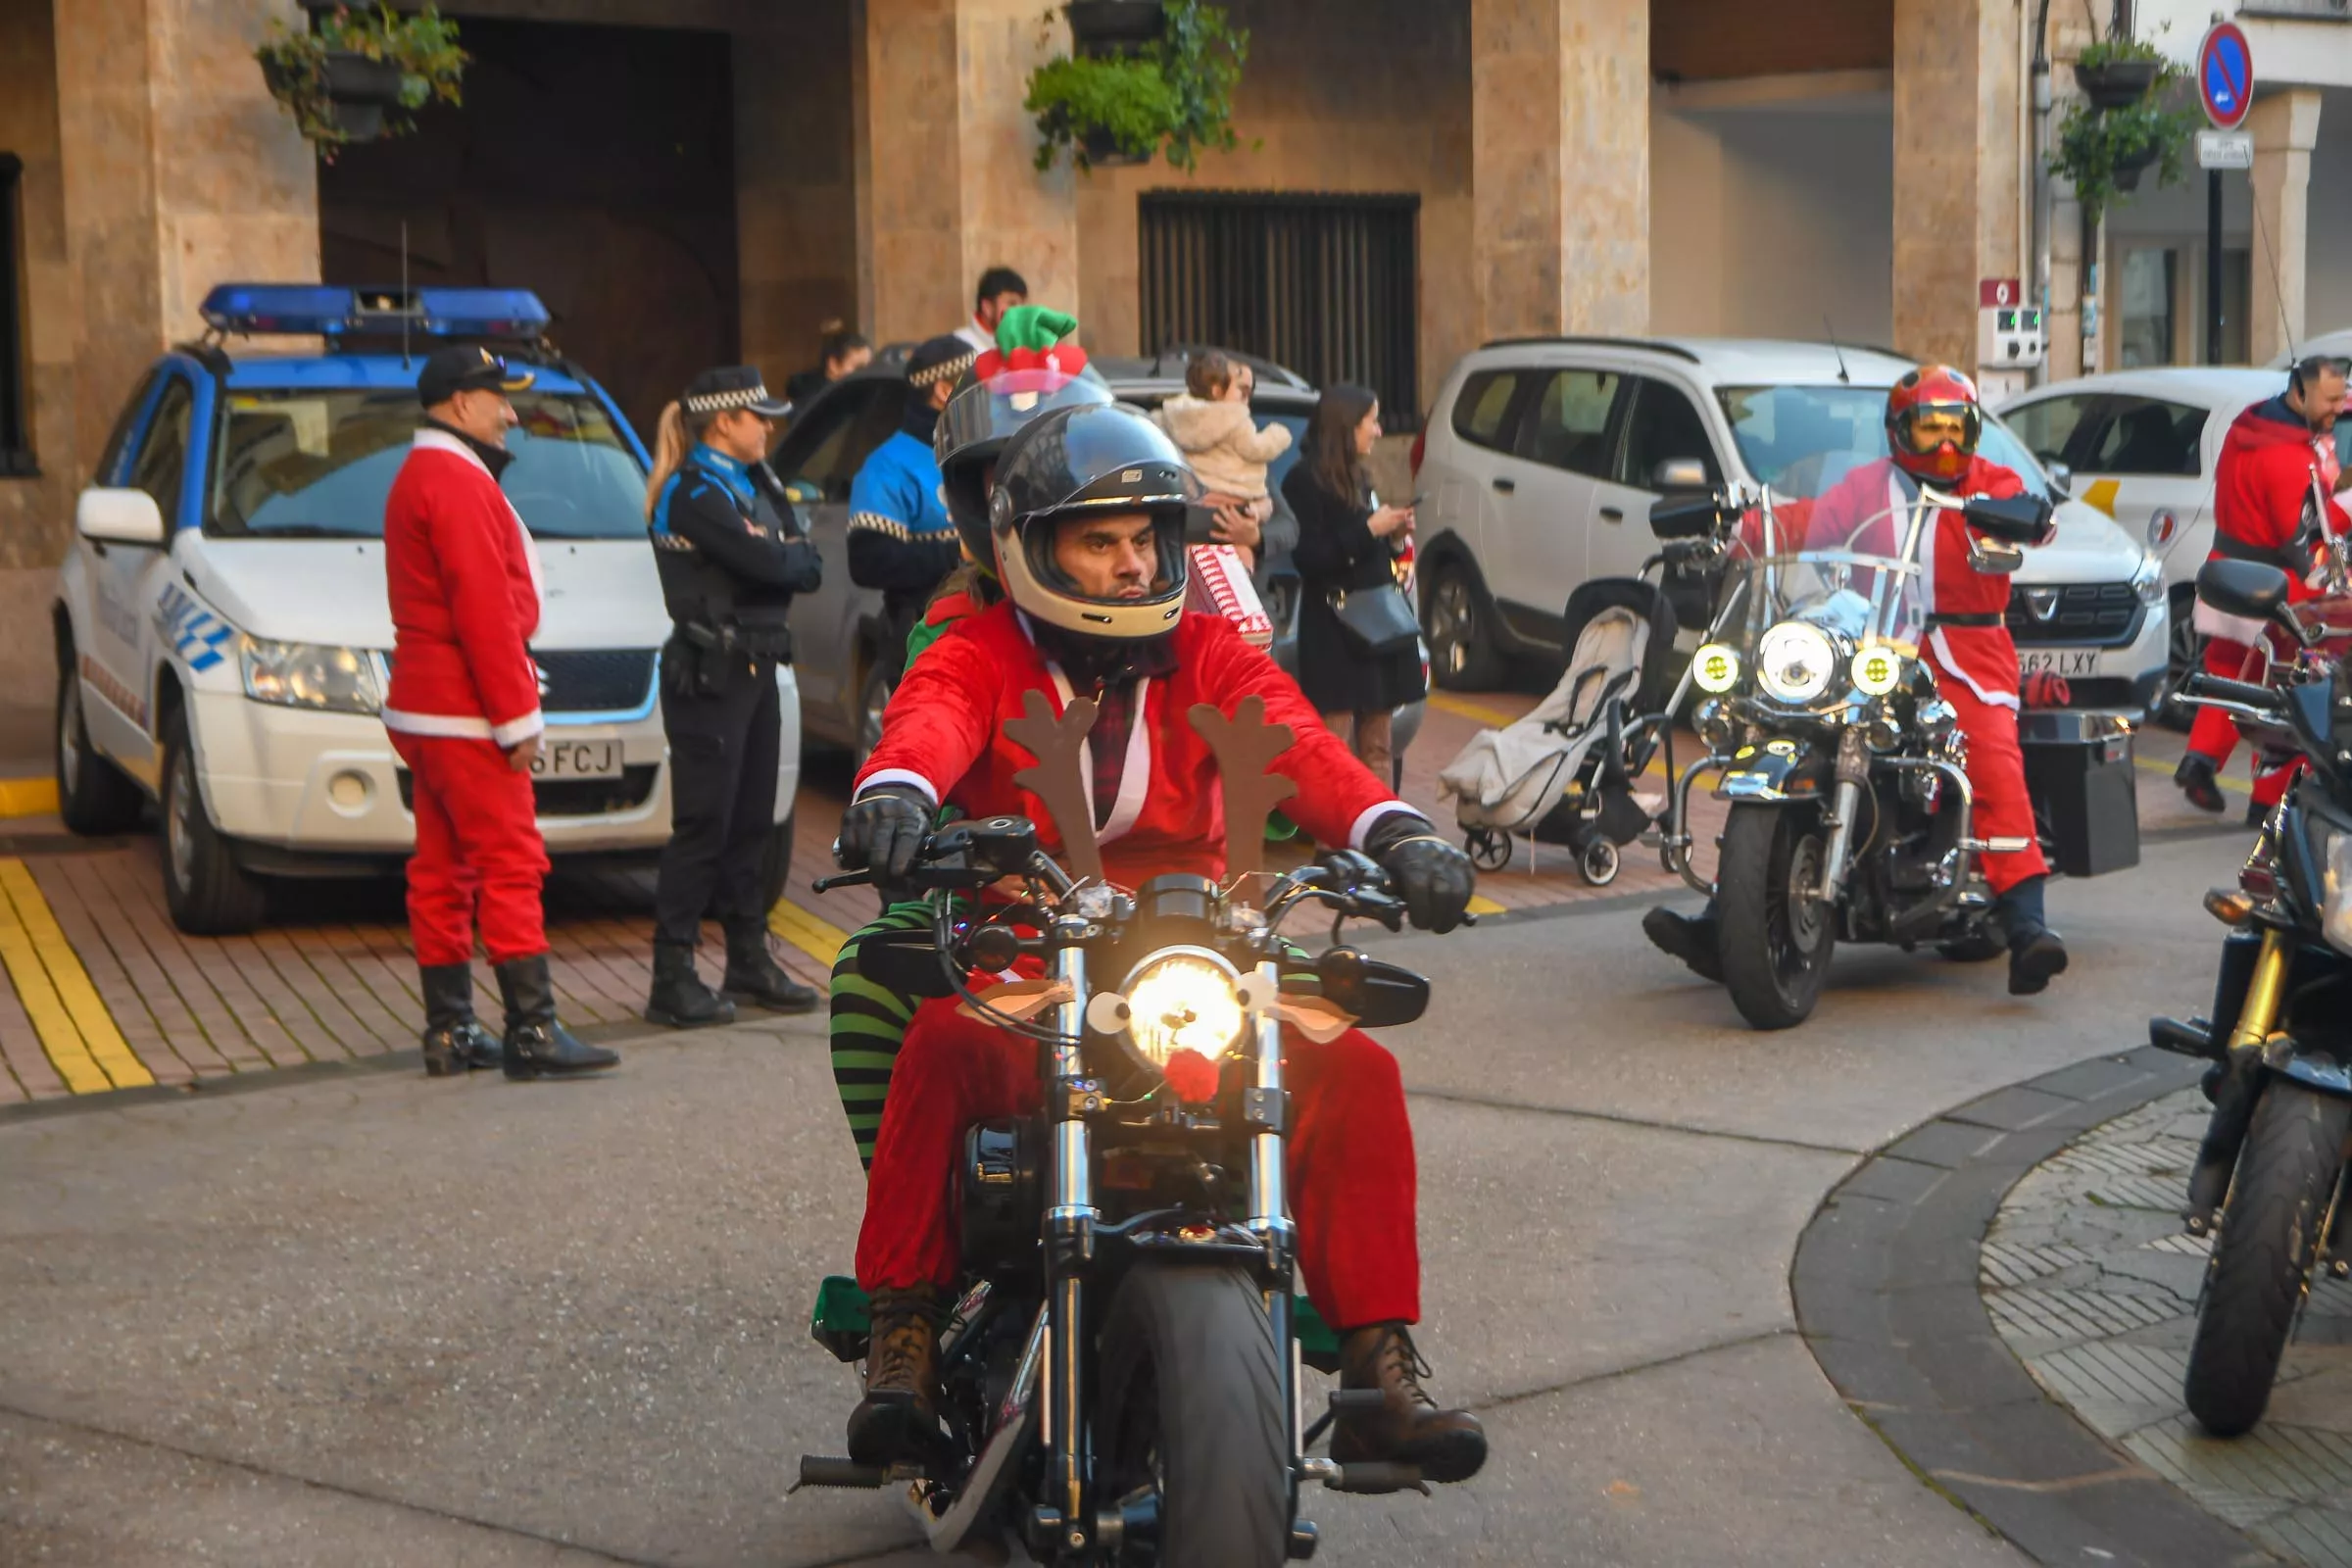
xmin=2074 ymin=34 xmax=2168 ymax=69
xmin=257 ymin=4 xmax=466 ymax=160
xmin=1026 ymin=0 xmax=1250 ymax=174
xmin=2048 ymin=50 xmax=2196 ymax=222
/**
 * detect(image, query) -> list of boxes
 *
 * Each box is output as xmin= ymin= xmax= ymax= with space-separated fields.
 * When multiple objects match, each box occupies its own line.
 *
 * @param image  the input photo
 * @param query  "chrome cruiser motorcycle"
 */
xmin=2151 ymin=559 xmax=2352 ymax=1437
xmin=796 ymin=696 xmax=1466 ymax=1565
xmin=1658 ymin=486 xmax=2058 ymax=1028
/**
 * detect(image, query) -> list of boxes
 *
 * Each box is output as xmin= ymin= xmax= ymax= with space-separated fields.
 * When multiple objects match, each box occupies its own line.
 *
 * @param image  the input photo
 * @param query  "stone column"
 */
xmin=1469 ymin=0 xmax=1648 ymax=341
xmin=859 ymin=0 xmax=1078 ymax=345
xmin=51 ymin=0 xmax=317 ymax=479
xmin=1891 ymin=0 xmax=2022 ymax=374
xmin=736 ymin=1 xmax=860 ymax=386
xmin=2247 ymin=88 xmax=2322 ymax=368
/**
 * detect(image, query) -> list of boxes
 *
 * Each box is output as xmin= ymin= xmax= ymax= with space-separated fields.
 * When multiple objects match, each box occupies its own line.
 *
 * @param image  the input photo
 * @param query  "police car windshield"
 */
xmin=208 ymin=387 xmax=647 ymax=539
xmin=1716 ymin=384 xmax=2052 ymax=504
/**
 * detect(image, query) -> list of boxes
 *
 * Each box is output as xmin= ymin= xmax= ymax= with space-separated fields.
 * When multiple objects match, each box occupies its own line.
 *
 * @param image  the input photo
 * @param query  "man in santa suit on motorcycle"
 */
xmin=2175 ymin=356 xmax=2350 ymax=820
xmin=1646 ymin=365 xmax=2071 ymax=997
xmin=832 ymin=402 xmax=1487 ymax=1483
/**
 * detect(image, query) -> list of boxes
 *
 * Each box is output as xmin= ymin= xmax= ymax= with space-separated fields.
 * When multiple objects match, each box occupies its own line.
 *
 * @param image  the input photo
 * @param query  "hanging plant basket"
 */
xmin=1080 ymin=126 xmax=1150 ymax=167
xmin=2074 ymin=57 xmax=2160 ymax=111
xmin=256 ymin=5 xmax=467 ymax=162
xmin=2111 ymin=142 xmax=2161 ymax=193
xmin=1065 ymin=0 xmax=1165 ymax=58
xmin=320 ymin=50 xmax=405 ymax=140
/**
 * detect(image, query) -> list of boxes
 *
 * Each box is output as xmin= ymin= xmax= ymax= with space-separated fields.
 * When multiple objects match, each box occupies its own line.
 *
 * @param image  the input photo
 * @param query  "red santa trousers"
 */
xmin=1944 ymin=680 xmax=2048 ymax=895
xmin=2186 ymin=636 xmax=2300 ymax=808
xmin=858 ymin=1000 xmax=1421 ymax=1331
xmin=391 ymin=732 xmax=549 ymax=967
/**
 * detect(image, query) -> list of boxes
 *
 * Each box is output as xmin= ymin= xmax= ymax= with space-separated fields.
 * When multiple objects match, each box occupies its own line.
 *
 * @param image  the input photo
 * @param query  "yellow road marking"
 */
xmin=1466 ymin=894 xmax=1506 ymax=916
xmin=0 ymin=858 xmax=153 ymax=1092
xmin=769 ymin=897 xmax=852 ymax=970
xmin=1425 ymin=691 xmax=1526 ymax=728
xmin=0 ymin=778 xmax=59 ymax=819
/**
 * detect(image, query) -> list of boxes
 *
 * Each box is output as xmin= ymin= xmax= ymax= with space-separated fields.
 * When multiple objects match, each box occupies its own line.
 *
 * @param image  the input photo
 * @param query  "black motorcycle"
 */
xmin=1656 ymin=486 xmax=2062 ymax=1028
xmin=796 ymin=695 xmax=1468 ymax=1565
xmin=2151 ymin=559 xmax=2352 ymax=1437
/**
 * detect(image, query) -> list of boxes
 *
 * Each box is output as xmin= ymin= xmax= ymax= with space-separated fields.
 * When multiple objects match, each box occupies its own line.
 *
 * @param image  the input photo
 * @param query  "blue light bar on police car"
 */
xmin=199 ymin=284 xmax=552 ymax=340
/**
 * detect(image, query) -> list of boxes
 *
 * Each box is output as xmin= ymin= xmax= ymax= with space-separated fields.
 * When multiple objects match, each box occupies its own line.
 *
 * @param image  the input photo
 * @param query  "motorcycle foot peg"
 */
xmin=1288 ymin=1521 xmax=1321 ymax=1560
xmin=2184 ymin=1209 xmax=2215 ymax=1238
xmin=1327 ymin=1389 xmax=1388 ymax=1415
xmin=1325 ymin=1461 xmax=1429 ymax=1496
xmin=795 ymin=1455 xmax=891 ymax=1490
xmin=2150 ymin=1016 xmax=2224 ymax=1061
xmin=2333 ymin=1258 xmax=2350 ymax=1280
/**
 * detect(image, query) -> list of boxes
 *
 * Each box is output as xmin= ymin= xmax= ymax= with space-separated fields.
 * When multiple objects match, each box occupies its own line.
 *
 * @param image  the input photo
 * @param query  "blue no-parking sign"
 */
xmin=2198 ymin=22 xmax=2253 ymax=131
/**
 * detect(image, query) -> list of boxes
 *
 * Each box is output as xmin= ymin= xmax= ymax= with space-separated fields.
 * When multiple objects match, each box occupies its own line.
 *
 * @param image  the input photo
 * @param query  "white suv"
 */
xmin=1410 ymin=337 xmax=2170 ymax=715
xmin=51 ymin=285 xmax=802 ymax=934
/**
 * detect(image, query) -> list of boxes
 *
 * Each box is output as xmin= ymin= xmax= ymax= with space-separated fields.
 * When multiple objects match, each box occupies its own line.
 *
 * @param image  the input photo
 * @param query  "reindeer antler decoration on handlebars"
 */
xmin=1188 ymin=697 xmax=1298 ymax=883
xmin=1005 ymin=688 xmax=1105 ymax=884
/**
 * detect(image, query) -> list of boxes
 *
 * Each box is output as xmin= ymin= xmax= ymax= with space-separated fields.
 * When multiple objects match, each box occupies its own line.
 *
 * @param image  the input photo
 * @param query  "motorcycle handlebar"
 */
xmin=2180 ymin=673 xmax=2282 ymax=712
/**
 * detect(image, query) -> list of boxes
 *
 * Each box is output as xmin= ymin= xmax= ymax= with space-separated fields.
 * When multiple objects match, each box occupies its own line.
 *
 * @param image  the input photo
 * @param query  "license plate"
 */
xmin=2018 ymin=649 xmax=2101 ymax=679
xmin=532 ymin=740 xmax=622 ymax=780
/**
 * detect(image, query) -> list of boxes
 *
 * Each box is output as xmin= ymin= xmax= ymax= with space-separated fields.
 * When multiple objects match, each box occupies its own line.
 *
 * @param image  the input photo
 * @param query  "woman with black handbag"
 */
xmin=1284 ymin=383 xmax=1426 ymax=787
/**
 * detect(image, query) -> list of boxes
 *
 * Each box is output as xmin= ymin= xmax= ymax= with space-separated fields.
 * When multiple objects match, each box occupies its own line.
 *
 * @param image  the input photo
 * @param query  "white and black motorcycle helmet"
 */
xmin=988 ymin=403 xmax=1200 ymax=640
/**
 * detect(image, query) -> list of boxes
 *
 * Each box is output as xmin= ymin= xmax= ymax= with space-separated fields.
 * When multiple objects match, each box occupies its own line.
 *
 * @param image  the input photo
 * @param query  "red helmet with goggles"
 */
xmin=1885 ymin=365 xmax=1984 ymax=484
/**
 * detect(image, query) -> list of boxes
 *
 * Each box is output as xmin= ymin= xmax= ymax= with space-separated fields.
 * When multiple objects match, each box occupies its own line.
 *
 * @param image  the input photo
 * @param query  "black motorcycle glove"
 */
xmin=1363 ymin=812 xmax=1476 ymax=934
xmin=837 ymin=784 xmax=932 ymax=883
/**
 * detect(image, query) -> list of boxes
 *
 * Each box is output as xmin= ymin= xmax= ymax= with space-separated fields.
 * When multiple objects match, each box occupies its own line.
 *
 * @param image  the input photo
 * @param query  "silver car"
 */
xmin=774 ymin=352 xmax=1423 ymax=774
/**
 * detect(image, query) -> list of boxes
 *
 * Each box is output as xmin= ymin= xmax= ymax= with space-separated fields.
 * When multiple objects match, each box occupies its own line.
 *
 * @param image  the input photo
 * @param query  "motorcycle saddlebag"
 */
xmin=2019 ymin=710 xmax=2140 ymax=878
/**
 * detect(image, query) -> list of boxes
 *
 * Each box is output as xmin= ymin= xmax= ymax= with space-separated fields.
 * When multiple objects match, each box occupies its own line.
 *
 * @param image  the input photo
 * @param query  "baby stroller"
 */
xmin=1436 ymin=601 xmax=1668 ymax=886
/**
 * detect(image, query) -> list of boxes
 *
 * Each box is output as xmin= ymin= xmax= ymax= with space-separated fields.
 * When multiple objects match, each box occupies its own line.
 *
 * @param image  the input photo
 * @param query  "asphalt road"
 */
xmin=0 ymin=826 xmax=2249 ymax=1567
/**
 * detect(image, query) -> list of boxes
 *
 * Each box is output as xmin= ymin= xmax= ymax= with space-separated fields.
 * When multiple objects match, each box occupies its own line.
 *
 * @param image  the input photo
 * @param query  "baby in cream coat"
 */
xmin=1152 ymin=351 xmax=1293 ymax=523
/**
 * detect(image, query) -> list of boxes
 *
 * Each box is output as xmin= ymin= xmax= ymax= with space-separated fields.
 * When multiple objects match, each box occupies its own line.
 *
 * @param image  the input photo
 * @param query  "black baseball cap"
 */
xmin=416 ymin=345 xmax=534 ymax=407
xmin=682 ymin=366 xmax=790 ymax=419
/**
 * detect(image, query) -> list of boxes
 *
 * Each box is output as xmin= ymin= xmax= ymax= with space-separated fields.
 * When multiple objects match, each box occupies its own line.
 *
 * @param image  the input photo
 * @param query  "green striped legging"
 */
xmin=829 ymin=900 xmax=938 ymax=1169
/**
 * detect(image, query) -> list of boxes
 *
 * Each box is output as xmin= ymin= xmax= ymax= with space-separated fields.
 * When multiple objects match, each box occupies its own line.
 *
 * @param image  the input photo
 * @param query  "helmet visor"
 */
xmin=935 ymin=364 xmax=1113 ymax=467
xmin=1015 ymin=506 xmax=1191 ymax=616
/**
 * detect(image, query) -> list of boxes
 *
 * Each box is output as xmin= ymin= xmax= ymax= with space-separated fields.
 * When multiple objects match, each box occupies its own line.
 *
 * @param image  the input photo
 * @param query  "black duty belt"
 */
xmin=1927 ymin=612 xmax=2003 ymax=629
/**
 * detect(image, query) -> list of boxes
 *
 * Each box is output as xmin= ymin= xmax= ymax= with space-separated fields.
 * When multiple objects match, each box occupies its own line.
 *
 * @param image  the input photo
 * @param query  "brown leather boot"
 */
xmin=846 ymin=1287 xmax=943 ymax=1467
xmin=1330 ymin=1323 xmax=1488 ymax=1484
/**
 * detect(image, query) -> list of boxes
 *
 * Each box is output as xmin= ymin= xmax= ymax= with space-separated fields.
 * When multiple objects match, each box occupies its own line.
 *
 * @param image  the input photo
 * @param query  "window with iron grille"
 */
xmin=1139 ymin=191 xmax=1421 ymax=429
xmin=0 ymin=155 xmax=31 ymax=476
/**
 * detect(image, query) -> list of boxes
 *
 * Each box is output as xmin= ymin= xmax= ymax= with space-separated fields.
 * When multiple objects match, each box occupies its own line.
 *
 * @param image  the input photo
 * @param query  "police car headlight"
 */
xmin=1691 ymin=643 xmax=1740 ymax=694
xmin=240 ymin=639 xmax=382 ymax=714
xmin=1850 ymin=646 xmax=1903 ymax=697
xmin=1756 ymin=622 xmax=1836 ymax=704
xmin=2131 ymin=553 xmax=2166 ymax=606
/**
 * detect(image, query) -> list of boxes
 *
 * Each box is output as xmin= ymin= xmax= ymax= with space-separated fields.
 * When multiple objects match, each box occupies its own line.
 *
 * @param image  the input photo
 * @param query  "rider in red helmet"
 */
xmin=1648 ymin=365 xmax=2071 ymax=997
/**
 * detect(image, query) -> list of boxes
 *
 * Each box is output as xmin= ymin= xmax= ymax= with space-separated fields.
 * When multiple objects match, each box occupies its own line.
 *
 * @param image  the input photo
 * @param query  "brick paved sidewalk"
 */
xmin=0 ymin=692 xmax=2243 ymax=1107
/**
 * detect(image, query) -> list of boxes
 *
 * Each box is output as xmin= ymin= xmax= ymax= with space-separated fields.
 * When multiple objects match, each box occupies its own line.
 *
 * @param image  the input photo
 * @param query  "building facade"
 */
xmin=2 ymin=0 xmax=2346 ymax=706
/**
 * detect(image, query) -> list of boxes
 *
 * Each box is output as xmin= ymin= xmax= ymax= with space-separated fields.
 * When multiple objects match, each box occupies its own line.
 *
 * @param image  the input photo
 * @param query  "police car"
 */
xmin=52 ymin=284 xmax=801 ymax=934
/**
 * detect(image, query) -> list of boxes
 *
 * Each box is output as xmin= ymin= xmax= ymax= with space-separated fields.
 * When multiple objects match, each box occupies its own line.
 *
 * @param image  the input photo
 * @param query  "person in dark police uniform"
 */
xmin=644 ymin=366 xmax=824 ymax=1028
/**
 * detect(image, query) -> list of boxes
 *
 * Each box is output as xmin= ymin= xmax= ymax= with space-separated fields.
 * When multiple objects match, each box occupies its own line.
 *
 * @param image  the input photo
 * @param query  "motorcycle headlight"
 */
xmin=2323 ymin=829 xmax=2352 ymax=957
xmin=1119 ymin=949 xmax=1247 ymax=1078
xmin=2131 ymin=553 xmax=2166 ymax=606
xmin=1756 ymin=621 xmax=1836 ymax=704
xmin=240 ymin=639 xmax=382 ymax=714
xmin=1692 ymin=643 xmax=1740 ymax=694
xmin=1850 ymin=646 xmax=1903 ymax=697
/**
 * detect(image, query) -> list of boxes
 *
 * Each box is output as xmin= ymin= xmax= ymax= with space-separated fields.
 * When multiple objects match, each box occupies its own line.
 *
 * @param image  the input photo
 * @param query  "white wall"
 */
xmin=1651 ymin=87 xmax=1895 ymax=346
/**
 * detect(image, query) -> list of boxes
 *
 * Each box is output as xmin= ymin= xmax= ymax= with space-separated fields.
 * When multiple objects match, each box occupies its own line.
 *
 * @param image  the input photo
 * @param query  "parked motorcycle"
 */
xmin=1657 ymin=485 xmax=2062 ymax=1028
xmin=795 ymin=695 xmax=1468 ymax=1565
xmin=2150 ymin=558 xmax=2352 ymax=1437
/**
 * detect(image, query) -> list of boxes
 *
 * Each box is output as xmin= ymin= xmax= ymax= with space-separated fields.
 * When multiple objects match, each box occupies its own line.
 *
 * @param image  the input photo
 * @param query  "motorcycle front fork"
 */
xmin=2189 ymin=929 xmax=2295 ymax=1231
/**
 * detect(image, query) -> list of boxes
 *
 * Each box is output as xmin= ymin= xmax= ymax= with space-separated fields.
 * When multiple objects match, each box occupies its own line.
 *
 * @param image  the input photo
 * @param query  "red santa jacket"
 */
xmin=855 ymin=603 xmax=1412 ymax=887
xmin=1752 ymin=455 xmax=2032 ymax=709
xmin=2197 ymin=397 xmax=2351 ymax=642
xmin=382 ymin=429 xmax=545 ymax=748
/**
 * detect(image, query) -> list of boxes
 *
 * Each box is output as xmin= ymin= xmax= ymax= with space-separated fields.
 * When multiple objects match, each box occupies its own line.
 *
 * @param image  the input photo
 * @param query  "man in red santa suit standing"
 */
xmin=382 ymin=345 xmax=618 ymax=1079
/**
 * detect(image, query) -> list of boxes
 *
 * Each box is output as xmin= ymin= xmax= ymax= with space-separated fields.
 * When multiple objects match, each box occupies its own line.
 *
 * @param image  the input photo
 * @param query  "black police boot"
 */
xmin=646 ymin=940 xmax=737 ymax=1030
xmin=1996 ymin=876 xmax=2069 ymax=997
xmin=418 ymin=962 xmax=502 ymax=1077
xmin=2175 ymin=753 xmax=2226 ymax=814
xmin=495 ymin=955 xmax=619 ymax=1079
xmin=1642 ymin=904 xmax=1724 ymax=984
xmin=721 ymin=918 xmax=818 ymax=1013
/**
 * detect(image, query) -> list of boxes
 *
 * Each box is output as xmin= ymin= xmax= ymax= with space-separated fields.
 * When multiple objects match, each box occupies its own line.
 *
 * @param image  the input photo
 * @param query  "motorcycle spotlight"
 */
xmin=1850 ymin=646 xmax=1902 ymax=697
xmin=1692 ymin=643 xmax=1740 ymax=694
xmin=1756 ymin=621 xmax=1835 ymax=704
xmin=1694 ymin=697 xmax=1735 ymax=752
xmin=1114 ymin=948 xmax=1247 ymax=1099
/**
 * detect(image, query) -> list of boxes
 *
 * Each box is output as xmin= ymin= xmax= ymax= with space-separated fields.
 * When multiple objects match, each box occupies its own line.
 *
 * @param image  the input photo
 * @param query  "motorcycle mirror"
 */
xmin=857 ymin=927 xmax=957 ymax=1000
xmin=1961 ymin=494 xmax=2055 ymax=544
xmin=1648 ymin=494 xmax=1729 ymax=542
xmin=2196 ymin=558 xmax=2292 ymax=624
xmin=1650 ymin=457 xmax=1712 ymax=494
xmin=1315 ymin=947 xmax=1431 ymax=1029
